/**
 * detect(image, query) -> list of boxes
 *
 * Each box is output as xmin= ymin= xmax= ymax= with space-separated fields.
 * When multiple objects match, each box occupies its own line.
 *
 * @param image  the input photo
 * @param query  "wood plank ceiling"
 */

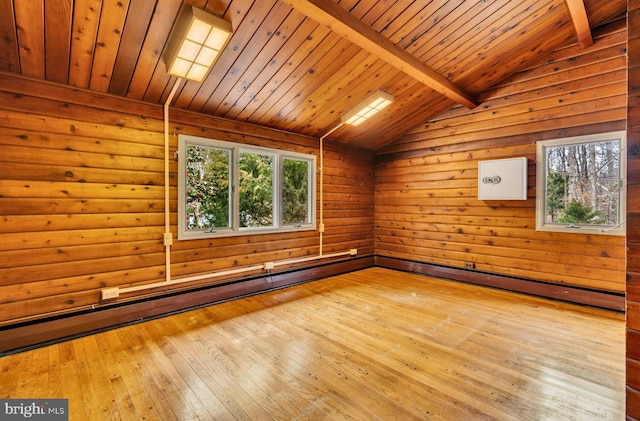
xmin=0 ymin=0 xmax=627 ymax=150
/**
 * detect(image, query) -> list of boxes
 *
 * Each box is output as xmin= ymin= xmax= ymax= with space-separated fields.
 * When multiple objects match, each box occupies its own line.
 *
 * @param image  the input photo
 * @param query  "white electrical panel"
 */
xmin=478 ymin=157 xmax=528 ymax=200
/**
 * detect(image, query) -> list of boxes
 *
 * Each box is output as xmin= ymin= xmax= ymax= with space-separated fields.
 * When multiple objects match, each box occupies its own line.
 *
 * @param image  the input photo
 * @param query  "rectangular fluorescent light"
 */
xmin=341 ymin=91 xmax=394 ymax=126
xmin=164 ymin=6 xmax=233 ymax=82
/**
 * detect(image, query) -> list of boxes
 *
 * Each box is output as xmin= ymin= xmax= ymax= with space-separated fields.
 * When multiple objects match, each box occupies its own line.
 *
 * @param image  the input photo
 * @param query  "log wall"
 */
xmin=627 ymin=1 xmax=640 ymax=418
xmin=375 ymin=21 xmax=627 ymax=294
xmin=0 ymin=73 xmax=375 ymax=326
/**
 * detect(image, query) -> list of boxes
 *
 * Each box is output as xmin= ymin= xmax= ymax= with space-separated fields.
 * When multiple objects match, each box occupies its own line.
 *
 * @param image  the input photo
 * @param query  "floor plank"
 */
xmin=0 ymin=267 xmax=624 ymax=420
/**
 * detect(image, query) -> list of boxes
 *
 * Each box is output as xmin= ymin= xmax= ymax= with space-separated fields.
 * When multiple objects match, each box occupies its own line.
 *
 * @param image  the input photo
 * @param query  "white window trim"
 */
xmin=535 ymin=131 xmax=626 ymax=236
xmin=178 ymin=134 xmax=317 ymax=240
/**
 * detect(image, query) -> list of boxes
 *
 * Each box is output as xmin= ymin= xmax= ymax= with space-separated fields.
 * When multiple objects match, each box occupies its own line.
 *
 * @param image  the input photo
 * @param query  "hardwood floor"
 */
xmin=0 ymin=267 xmax=624 ymax=420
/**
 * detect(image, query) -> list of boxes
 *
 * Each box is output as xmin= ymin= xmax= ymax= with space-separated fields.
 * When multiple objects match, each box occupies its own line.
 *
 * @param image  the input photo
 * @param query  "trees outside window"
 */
xmin=536 ymin=131 xmax=626 ymax=235
xmin=239 ymin=151 xmax=274 ymax=228
xmin=178 ymin=135 xmax=316 ymax=239
xmin=283 ymin=158 xmax=311 ymax=225
xmin=185 ymin=145 xmax=230 ymax=230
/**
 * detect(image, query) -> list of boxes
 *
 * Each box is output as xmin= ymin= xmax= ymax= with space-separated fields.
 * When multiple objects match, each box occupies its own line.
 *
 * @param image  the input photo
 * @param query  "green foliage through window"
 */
xmin=185 ymin=145 xmax=230 ymax=230
xmin=283 ymin=158 xmax=310 ymax=225
xmin=536 ymin=131 xmax=625 ymax=235
xmin=239 ymin=152 xmax=274 ymax=228
xmin=178 ymin=135 xmax=316 ymax=239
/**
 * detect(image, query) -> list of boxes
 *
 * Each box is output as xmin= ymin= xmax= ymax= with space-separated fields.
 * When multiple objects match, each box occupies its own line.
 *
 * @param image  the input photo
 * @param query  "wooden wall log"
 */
xmin=375 ymin=22 xmax=627 ymax=294
xmin=0 ymin=73 xmax=375 ymax=326
xmin=628 ymin=1 xmax=640 ymax=417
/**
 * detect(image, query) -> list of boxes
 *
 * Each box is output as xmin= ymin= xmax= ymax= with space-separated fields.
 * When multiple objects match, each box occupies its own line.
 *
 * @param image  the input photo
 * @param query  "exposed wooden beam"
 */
xmin=563 ymin=0 xmax=593 ymax=49
xmin=280 ymin=0 xmax=477 ymax=109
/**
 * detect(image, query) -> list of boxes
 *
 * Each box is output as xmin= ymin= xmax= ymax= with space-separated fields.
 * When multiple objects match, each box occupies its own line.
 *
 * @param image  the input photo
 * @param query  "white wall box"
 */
xmin=478 ymin=157 xmax=528 ymax=200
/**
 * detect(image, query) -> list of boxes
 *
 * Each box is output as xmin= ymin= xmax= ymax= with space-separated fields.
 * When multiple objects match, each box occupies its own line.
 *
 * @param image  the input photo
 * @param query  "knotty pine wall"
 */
xmin=375 ymin=21 xmax=627 ymax=294
xmin=0 ymin=73 xmax=374 ymax=326
xmin=627 ymin=1 xmax=640 ymax=418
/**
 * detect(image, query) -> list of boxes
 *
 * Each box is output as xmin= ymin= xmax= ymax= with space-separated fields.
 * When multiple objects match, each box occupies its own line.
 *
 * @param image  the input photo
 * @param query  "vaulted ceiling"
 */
xmin=0 ymin=0 xmax=627 ymax=150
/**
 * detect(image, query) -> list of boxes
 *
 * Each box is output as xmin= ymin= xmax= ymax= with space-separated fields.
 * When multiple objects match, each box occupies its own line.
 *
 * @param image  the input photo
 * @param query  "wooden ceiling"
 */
xmin=0 ymin=0 xmax=627 ymax=150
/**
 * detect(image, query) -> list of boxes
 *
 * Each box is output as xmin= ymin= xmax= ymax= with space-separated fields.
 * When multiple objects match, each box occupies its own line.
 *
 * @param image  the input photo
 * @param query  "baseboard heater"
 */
xmin=0 ymin=256 xmax=374 ymax=355
xmin=375 ymin=256 xmax=625 ymax=312
xmin=1 ymin=255 xmax=623 ymax=355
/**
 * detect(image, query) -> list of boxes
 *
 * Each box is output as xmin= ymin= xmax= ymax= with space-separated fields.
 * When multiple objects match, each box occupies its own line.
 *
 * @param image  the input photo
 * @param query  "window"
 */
xmin=535 ymin=131 xmax=626 ymax=236
xmin=178 ymin=135 xmax=316 ymax=239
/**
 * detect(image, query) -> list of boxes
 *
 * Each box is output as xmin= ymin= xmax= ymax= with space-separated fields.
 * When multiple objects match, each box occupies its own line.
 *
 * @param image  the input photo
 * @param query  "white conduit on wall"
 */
xmin=116 ymin=99 xmax=354 ymax=297
xmin=119 ymin=249 xmax=356 ymax=295
xmin=162 ymin=78 xmax=182 ymax=284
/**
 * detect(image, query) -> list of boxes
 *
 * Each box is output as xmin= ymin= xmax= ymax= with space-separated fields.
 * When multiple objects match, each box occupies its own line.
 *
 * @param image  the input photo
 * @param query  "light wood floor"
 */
xmin=0 ymin=267 xmax=624 ymax=420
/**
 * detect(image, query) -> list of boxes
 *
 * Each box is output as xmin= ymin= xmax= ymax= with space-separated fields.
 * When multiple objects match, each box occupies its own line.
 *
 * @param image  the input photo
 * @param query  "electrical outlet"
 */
xmin=263 ymin=261 xmax=275 ymax=270
xmin=101 ymin=287 xmax=120 ymax=300
xmin=464 ymin=262 xmax=475 ymax=269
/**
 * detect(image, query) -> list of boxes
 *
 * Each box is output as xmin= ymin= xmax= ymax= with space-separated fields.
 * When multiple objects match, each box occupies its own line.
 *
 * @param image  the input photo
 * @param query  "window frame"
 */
xmin=178 ymin=134 xmax=317 ymax=240
xmin=535 ymin=131 xmax=626 ymax=236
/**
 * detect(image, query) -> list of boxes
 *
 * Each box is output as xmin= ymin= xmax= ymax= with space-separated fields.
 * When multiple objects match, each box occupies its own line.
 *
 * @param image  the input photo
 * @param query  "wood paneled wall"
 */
xmin=0 ymin=73 xmax=374 ymax=326
xmin=375 ymin=21 xmax=627 ymax=294
xmin=627 ymin=1 xmax=640 ymax=418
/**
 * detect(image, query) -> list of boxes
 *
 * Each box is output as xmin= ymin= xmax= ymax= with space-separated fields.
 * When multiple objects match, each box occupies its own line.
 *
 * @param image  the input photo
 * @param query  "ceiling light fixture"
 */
xmin=341 ymin=90 xmax=394 ymax=126
xmin=163 ymin=6 xmax=233 ymax=82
